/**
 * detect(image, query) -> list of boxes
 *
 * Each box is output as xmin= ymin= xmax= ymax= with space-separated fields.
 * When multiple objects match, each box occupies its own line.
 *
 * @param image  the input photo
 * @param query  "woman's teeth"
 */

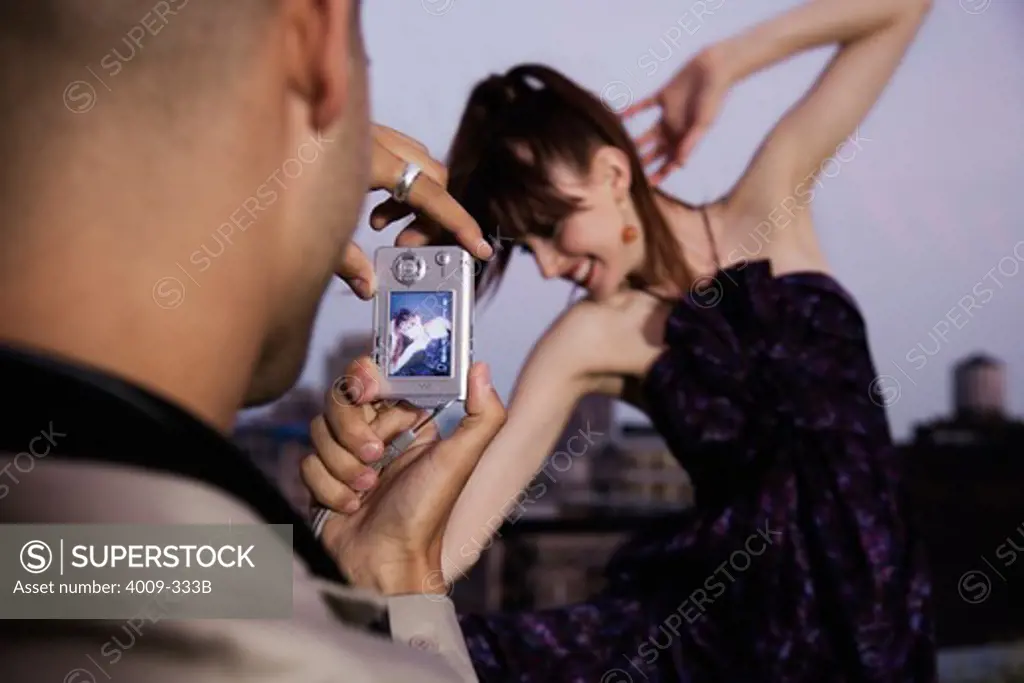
xmin=573 ymin=260 xmax=593 ymax=286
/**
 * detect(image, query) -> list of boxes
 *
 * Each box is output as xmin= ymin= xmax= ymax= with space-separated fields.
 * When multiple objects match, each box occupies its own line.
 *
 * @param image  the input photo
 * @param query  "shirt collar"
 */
xmin=0 ymin=343 xmax=345 ymax=584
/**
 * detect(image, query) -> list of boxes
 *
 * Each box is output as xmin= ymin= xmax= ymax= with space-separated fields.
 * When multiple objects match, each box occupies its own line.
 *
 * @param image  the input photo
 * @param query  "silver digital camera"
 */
xmin=371 ymin=246 xmax=474 ymax=408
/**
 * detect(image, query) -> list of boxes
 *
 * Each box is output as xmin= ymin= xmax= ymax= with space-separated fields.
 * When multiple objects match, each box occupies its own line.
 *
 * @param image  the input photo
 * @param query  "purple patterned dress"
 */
xmin=458 ymin=260 xmax=936 ymax=682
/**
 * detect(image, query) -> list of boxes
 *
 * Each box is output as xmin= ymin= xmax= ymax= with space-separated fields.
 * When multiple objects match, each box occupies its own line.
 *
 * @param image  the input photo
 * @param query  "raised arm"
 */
xmin=725 ymin=0 xmax=932 ymax=211
xmin=629 ymin=0 xmax=931 ymax=203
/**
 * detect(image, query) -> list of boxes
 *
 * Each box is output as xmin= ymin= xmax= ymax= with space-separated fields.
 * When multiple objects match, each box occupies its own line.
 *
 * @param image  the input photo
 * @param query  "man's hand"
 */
xmin=336 ymin=125 xmax=493 ymax=300
xmin=301 ymin=358 xmax=505 ymax=595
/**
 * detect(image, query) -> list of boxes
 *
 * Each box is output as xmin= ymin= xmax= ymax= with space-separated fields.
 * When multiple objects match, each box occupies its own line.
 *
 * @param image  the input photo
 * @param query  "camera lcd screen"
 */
xmin=387 ymin=291 xmax=453 ymax=378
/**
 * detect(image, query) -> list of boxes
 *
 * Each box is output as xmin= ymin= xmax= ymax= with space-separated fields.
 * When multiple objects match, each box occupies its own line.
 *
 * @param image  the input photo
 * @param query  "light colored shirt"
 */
xmin=0 ymin=455 xmax=478 ymax=683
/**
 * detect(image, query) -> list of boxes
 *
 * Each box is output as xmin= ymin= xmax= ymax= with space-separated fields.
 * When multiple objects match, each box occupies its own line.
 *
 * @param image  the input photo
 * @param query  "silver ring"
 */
xmin=310 ymin=505 xmax=333 ymax=539
xmin=392 ymin=162 xmax=422 ymax=204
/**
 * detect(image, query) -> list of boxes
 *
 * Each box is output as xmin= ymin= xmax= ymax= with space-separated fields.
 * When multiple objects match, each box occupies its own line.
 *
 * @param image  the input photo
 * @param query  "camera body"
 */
xmin=371 ymin=246 xmax=474 ymax=408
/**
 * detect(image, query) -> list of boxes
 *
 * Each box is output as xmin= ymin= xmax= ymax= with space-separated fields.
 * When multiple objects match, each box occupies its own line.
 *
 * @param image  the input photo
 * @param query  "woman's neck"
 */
xmin=637 ymin=192 xmax=715 ymax=300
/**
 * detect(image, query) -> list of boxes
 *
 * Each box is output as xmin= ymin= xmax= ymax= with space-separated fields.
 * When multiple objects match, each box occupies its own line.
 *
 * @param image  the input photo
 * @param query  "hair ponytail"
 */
xmin=446 ymin=64 xmax=693 ymax=300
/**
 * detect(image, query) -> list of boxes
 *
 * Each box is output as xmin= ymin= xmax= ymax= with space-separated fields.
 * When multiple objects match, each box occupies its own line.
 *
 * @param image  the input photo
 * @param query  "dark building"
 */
xmin=233 ymin=348 xmax=1024 ymax=659
xmin=452 ymin=515 xmax=672 ymax=614
xmin=451 ymin=419 xmax=694 ymax=613
xmin=904 ymin=354 xmax=1024 ymax=649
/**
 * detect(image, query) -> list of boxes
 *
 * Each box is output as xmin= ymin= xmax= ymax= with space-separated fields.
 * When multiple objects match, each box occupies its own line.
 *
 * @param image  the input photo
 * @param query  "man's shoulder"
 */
xmin=0 ymin=550 xmax=465 ymax=683
xmin=0 ymin=458 xmax=466 ymax=682
xmin=0 ymin=605 xmax=459 ymax=683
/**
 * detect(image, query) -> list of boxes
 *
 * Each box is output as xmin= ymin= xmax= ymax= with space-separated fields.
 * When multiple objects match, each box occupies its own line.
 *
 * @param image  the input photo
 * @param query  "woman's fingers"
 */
xmin=619 ymin=95 xmax=658 ymax=120
xmin=634 ymin=122 xmax=662 ymax=151
xmin=678 ymin=123 xmax=710 ymax=166
xmin=649 ymin=156 xmax=683 ymax=185
xmin=640 ymin=144 xmax=664 ymax=169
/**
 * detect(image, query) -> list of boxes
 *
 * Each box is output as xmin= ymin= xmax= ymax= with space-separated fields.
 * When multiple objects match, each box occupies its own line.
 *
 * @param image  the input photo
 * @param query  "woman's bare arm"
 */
xmin=726 ymin=0 xmax=932 ymax=214
xmin=440 ymin=292 xmax=668 ymax=580
xmin=440 ymin=304 xmax=600 ymax=579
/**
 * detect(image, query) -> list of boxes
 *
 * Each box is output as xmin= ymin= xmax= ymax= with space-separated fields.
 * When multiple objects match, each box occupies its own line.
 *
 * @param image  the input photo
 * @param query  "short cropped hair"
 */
xmin=0 ymin=1 xmax=274 ymax=120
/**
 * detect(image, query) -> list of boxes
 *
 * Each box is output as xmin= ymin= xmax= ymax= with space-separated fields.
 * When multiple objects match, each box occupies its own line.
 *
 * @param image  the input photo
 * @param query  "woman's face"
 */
xmin=398 ymin=316 xmax=424 ymax=339
xmin=520 ymin=151 xmax=642 ymax=302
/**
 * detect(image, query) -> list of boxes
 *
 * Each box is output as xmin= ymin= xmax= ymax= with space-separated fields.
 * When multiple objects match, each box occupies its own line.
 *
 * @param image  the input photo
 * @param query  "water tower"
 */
xmin=953 ymin=354 xmax=1006 ymax=418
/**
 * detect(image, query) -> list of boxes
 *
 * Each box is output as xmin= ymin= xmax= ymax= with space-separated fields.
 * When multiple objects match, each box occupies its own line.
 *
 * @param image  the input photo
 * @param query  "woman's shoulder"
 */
xmin=541 ymin=293 xmax=671 ymax=379
xmin=557 ymin=290 xmax=669 ymax=332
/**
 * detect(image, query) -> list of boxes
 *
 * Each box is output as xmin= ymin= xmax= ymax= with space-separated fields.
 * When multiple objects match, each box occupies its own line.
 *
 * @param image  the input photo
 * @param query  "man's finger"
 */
xmin=370 ymin=198 xmax=414 ymax=231
xmin=368 ymin=401 xmax=430 ymax=446
xmin=371 ymin=138 xmax=448 ymax=190
xmin=347 ymin=357 xmax=384 ymax=404
xmin=371 ymin=145 xmax=489 ymax=258
xmin=374 ymin=125 xmax=425 ymax=149
xmin=401 ymin=172 xmax=491 ymax=259
xmin=619 ymin=95 xmax=658 ymax=119
xmin=300 ymin=454 xmax=361 ymax=513
xmin=395 ymin=225 xmax=434 ymax=248
xmin=395 ymin=217 xmax=452 ymax=248
xmin=310 ymin=415 xmax=380 ymax=491
xmin=371 ymin=142 xmax=448 ymax=197
xmin=335 ymin=243 xmax=375 ymax=299
xmin=328 ymin=356 xmax=384 ymax=409
xmin=434 ymin=363 xmax=505 ymax=481
xmin=322 ymin=408 xmax=384 ymax=470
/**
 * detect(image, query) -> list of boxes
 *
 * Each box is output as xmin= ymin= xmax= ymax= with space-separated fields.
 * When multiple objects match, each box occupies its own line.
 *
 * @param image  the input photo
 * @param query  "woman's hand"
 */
xmin=622 ymin=48 xmax=732 ymax=184
xmin=335 ymin=125 xmax=492 ymax=299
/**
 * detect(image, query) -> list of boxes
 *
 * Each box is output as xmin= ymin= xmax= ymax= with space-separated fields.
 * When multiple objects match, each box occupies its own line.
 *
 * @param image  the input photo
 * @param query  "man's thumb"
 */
xmin=440 ymin=363 xmax=506 ymax=475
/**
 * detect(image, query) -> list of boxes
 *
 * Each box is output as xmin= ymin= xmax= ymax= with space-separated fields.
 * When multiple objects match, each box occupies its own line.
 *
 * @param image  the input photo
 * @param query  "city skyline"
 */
xmin=244 ymin=334 xmax=1021 ymax=448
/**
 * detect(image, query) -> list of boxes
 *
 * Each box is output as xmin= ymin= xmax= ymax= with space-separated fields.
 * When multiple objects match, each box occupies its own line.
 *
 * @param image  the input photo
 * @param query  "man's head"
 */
xmin=0 ymin=0 xmax=369 ymax=427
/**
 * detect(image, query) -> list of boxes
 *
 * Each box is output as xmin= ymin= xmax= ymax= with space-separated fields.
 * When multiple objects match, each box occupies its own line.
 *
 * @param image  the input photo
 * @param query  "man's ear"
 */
xmin=591 ymin=145 xmax=633 ymax=202
xmin=282 ymin=0 xmax=356 ymax=132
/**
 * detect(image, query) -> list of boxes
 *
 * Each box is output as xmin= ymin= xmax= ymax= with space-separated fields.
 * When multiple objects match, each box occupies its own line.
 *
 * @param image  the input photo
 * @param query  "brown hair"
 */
xmin=442 ymin=64 xmax=693 ymax=301
xmin=389 ymin=308 xmax=417 ymax=368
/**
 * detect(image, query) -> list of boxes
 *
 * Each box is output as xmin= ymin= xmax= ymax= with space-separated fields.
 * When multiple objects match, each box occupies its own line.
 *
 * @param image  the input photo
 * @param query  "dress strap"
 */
xmin=699 ymin=206 xmax=722 ymax=269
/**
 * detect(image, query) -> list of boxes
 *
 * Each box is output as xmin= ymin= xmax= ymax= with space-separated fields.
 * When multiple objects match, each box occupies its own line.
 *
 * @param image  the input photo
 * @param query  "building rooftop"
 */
xmin=956 ymin=353 xmax=1004 ymax=369
xmin=496 ymin=511 xmax=690 ymax=536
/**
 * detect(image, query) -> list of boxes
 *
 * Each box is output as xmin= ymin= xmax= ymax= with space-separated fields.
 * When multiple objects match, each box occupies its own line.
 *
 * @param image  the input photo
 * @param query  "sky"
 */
xmin=272 ymin=0 xmax=1024 ymax=442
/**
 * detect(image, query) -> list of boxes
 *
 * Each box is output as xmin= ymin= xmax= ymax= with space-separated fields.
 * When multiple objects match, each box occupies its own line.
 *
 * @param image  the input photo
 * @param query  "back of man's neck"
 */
xmin=0 ymin=285 xmax=253 ymax=434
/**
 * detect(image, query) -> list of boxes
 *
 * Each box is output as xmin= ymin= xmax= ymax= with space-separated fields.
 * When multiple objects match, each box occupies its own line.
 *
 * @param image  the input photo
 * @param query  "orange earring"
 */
xmin=621 ymin=225 xmax=640 ymax=245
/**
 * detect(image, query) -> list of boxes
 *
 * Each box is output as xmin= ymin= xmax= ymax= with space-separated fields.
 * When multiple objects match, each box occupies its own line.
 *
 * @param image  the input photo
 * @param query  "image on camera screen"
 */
xmin=387 ymin=291 xmax=453 ymax=378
